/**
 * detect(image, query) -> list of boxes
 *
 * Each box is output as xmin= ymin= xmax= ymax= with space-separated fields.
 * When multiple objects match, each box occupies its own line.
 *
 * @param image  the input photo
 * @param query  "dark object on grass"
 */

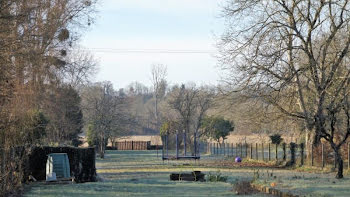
xmin=170 ymin=171 xmax=205 ymax=181
xmin=235 ymin=156 xmax=242 ymax=163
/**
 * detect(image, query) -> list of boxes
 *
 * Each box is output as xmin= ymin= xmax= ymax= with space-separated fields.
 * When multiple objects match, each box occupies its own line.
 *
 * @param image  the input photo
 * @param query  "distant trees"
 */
xmin=219 ymin=0 xmax=350 ymax=178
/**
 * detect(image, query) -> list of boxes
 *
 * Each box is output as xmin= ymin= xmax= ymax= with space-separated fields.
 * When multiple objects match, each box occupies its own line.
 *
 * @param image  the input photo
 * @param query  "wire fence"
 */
xmin=206 ymin=142 xmax=350 ymax=169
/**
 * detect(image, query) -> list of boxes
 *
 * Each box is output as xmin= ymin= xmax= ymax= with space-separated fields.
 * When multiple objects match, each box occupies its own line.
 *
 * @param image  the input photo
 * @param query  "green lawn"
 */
xmin=24 ymin=150 xmax=350 ymax=197
xmin=23 ymin=150 xmax=269 ymax=197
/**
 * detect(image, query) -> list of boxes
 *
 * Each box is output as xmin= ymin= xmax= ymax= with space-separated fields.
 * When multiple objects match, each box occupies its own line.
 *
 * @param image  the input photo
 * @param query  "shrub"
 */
xmin=233 ymin=181 xmax=258 ymax=195
xmin=269 ymin=134 xmax=283 ymax=145
xmin=206 ymin=170 xmax=228 ymax=182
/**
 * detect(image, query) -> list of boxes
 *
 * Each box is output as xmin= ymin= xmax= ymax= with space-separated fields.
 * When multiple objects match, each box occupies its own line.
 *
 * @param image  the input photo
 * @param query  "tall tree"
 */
xmin=219 ymin=0 xmax=350 ymax=178
xmin=82 ymin=82 xmax=132 ymax=158
xmin=167 ymin=84 xmax=214 ymax=154
xmin=150 ymin=64 xmax=167 ymax=133
xmin=0 ymin=0 xmax=98 ymax=147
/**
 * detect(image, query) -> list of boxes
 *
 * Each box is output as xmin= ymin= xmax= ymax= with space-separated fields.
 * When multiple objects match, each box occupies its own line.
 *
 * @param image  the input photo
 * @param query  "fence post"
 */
xmin=348 ymin=143 xmax=350 ymax=170
xmin=132 ymin=141 xmax=134 ymax=150
xmin=245 ymin=143 xmax=248 ymax=158
xmin=250 ymin=143 xmax=253 ymax=159
xmin=322 ymin=143 xmax=325 ymax=168
xmin=240 ymin=143 xmax=243 ymax=158
xmin=275 ymin=144 xmax=278 ymax=160
xmin=176 ymin=133 xmax=179 ymax=158
xmin=255 ymin=143 xmax=258 ymax=160
xmin=223 ymin=143 xmax=226 ymax=156
xmin=183 ymin=132 xmax=187 ymax=156
xmin=300 ymin=143 xmax=304 ymax=166
xmin=0 ymin=148 xmax=3 ymax=193
xmin=311 ymin=144 xmax=314 ymax=166
xmin=236 ymin=143 xmax=238 ymax=157
xmin=282 ymin=143 xmax=286 ymax=161
xmin=166 ymin=136 xmax=169 ymax=157
xmin=334 ymin=150 xmax=337 ymax=169
xmin=262 ymin=143 xmax=264 ymax=161
xmin=268 ymin=143 xmax=271 ymax=161
xmin=216 ymin=143 xmax=219 ymax=155
xmin=290 ymin=142 xmax=296 ymax=166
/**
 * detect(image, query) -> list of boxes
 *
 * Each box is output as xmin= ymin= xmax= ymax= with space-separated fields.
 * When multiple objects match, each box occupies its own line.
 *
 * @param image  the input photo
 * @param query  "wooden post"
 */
xmin=176 ymin=133 xmax=179 ymax=159
xmin=300 ymin=143 xmax=304 ymax=166
xmin=262 ymin=143 xmax=264 ymax=161
xmin=282 ymin=143 xmax=286 ymax=161
xmin=183 ymin=131 xmax=187 ymax=156
xmin=322 ymin=143 xmax=325 ymax=168
xmin=240 ymin=143 xmax=243 ymax=157
xmin=216 ymin=143 xmax=219 ymax=155
xmin=236 ymin=143 xmax=238 ymax=157
xmin=334 ymin=150 xmax=337 ymax=169
xmin=348 ymin=143 xmax=350 ymax=170
xmin=255 ymin=143 xmax=258 ymax=160
xmin=311 ymin=144 xmax=314 ymax=166
xmin=166 ymin=135 xmax=169 ymax=157
xmin=250 ymin=143 xmax=253 ymax=159
xmin=245 ymin=143 xmax=248 ymax=158
xmin=268 ymin=143 xmax=271 ymax=161
xmin=275 ymin=144 xmax=278 ymax=160
xmin=231 ymin=143 xmax=234 ymax=157
xmin=194 ymin=132 xmax=197 ymax=157
xmin=132 ymin=141 xmax=134 ymax=150
xmin=223 ymin=143 xmax=226 ymax=156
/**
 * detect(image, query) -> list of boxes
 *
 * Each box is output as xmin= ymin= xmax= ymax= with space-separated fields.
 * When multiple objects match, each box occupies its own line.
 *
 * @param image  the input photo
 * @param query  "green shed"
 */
xmin=46 ymin=153 xmax=71 ymax=180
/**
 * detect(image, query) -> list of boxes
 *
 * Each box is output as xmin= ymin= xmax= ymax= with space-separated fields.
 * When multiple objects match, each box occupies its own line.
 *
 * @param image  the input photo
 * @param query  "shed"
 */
xmin=46 ymin=153 xmax=71 ymax=180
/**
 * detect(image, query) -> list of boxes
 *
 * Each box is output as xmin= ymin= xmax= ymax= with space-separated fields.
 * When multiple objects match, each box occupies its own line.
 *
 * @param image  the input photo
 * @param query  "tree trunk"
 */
xmin=305 ymin=129 xmax=315 ymax=159
xmin=100 ymin=131 xmax=105 ymax=159
xmin=335 ymin=148 xmax=344 ymax=179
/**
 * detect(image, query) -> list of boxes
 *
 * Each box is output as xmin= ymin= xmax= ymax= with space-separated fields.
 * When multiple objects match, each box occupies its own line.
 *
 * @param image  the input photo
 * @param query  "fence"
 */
xmin=207 ymin=142 xmax=350 ymax=169
xmin=112 ymin=141 xmax=151 ymax=150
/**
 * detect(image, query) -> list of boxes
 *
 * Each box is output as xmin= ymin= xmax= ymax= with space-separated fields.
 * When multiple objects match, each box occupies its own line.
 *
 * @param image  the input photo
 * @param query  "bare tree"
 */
xmin=81 ymin=82 xmax=133 ymax=158
xmin=167 ymin=84 xmax=214 ymax=154
xmin=219 ymin=0 xmax=350 ymax=178
xmin=150 ymin=64 xmax=167 ymax=132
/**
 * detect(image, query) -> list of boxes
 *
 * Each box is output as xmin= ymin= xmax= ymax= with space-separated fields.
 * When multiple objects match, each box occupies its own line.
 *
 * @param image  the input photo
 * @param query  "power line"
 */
xmin=81 ymin=48 xmax=217 ymax=54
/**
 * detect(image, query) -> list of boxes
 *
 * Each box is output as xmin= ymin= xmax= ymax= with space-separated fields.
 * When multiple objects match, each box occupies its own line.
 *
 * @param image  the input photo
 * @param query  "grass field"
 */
xmin=23 ymin=150 xmax=350 ymax=197
xmin=23 ymin=150 xmax=270 ymax=197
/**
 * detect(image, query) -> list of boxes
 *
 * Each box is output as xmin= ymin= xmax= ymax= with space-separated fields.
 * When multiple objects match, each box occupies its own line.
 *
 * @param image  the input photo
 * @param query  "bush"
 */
xmin=206 ymin=170 xmax=228 ymax=182
xmin=233 ymin=181 xmax=258 ymax=195
xmin=269 ymin=134 xmax=283 ymax=145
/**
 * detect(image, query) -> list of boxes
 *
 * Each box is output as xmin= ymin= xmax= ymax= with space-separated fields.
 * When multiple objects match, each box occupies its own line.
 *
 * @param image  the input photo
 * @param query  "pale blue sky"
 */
xmin=81 ymin=0 xmax=225 ymax=89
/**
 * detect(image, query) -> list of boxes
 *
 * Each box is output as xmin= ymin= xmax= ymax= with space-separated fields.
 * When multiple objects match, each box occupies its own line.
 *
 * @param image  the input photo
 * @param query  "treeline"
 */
xmin=0 ymin=0 xmax=98 ymax=148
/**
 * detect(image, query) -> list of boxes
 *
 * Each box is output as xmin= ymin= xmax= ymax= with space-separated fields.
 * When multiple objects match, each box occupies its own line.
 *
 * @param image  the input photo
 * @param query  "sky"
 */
xmin=81 ymin=0 xmax=226 ymax=89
